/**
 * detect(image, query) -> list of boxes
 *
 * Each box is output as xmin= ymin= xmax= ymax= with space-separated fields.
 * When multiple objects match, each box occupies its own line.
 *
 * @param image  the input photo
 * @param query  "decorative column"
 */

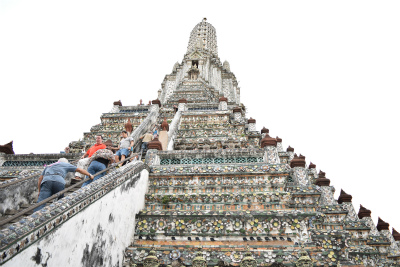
xmin=377 ymin=218 xmax=400 ymax=255
xmin=315 ymin=171 xmax=336 ymax=205
xmin=290 ymin=154 xmax=309 ymax=186
xmin=159 ymin=118 xmax=169 ymax=150
xmin=110 ymin=100 xmax=122 ymax=113
xmin=276 ymin=136 xmax=283 ymax=152
xmin=218 ymin=96 xmax=227 ymax=110
xmin=306 ymin=162 xmax=317 ymax=184
xmin=260 ymin=127 xmax=269 ymax=138
xmin=338 ymin=190 xmax=358 ymax=221
xmin=287 ymin=146 xmax=294 ymax=161
xmin=247 ymin=117 xmax=256 ymax=132
xmin=393 ymin=229 xmax=400 ymax=251
xmin=178 ymin=98 xmax=187 ymax=111
xmin=232 ymin=106 xmax=242 ymax=122
xmin=145 ymin=148 xmax=161 ymax=166
xmin=358 ymin=205 xmax=380 ymax=236
xmin=261 ymin=134 xmax=280 ymax=164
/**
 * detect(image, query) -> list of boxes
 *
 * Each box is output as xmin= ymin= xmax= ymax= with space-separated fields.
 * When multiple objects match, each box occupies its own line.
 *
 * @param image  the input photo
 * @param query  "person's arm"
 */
xmin=129 ymin=140 xmax=134 ymax=150
xmin=76 ymin=168 xmax=94 ymax=180
xmin=81 ymin=151 xmax=89 ymax=159
xmin=37 ymin=175 xmax=44 ymax=194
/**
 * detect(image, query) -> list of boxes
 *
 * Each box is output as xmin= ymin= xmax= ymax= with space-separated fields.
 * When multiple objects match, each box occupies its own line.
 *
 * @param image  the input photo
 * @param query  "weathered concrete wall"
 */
xmin=2 ymin=169 xmax=148 ymax=267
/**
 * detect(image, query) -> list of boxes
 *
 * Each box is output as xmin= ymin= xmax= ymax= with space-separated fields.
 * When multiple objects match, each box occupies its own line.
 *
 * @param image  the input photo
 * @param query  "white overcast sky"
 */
xmin=1 ymin=1 xmax=399 ymax=230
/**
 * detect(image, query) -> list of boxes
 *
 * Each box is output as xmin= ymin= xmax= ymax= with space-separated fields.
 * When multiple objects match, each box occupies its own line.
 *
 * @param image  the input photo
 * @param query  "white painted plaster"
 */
xmin=3 ymin=169 xmax=149 ymax=267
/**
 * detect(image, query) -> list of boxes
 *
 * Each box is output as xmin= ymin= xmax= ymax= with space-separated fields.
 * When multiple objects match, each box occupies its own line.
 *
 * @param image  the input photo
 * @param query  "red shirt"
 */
xmin=86 ymin=143 xmax=107 ymax=157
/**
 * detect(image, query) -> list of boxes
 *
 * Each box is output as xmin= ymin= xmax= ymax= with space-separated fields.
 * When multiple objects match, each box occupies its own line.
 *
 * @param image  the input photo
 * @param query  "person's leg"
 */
xmin=82 ymin=161 xmax=107 ymax=187
xmin=115 ymin=150 xmax=122 ymax=164
xmin=119 ymin=155 xmax=126 ymax=166
xmin=119 ymin=148 xmax=129 ymax=166
xmin=51 ymin=181 xmax=65 ymax=200
xmin=82 ymin=162 xmax=97 ymax=187
xmin=92 ymin=161 xmax=107 ymax=182
xmin=34 ymin=182 xmax=52 ymax=212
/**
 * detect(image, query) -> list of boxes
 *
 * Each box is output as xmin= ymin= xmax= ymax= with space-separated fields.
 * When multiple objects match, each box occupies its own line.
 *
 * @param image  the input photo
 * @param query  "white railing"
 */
xmin=167 ymin=110 xmax=182 ymax=150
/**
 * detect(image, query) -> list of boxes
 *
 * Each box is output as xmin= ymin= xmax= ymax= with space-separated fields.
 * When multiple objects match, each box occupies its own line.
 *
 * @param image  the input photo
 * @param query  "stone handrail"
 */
xmin=167 ymin=110 xmax=182 ymax=149
xmin=130 ymin=104 xmax=160 ymax=144
xmin=0 ymin=160 xmax=150 ymax=264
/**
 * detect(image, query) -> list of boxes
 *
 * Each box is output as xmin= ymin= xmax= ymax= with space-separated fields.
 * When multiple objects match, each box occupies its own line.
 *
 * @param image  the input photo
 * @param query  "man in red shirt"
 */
xmin=75 ymin=135 xmax=106 ymax=180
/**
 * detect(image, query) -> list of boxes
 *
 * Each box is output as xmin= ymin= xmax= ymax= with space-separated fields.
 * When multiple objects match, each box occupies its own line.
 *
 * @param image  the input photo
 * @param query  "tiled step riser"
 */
xmin=125 ymin=246 xmax=317 ymax=266
xmin=146 ymin=192 xmax=291 ymax=203
xmin=133 ymin=235 xmax=297 ymax=243
xmin=144 ymin=203 xmax=289 ymax=212
xmin=149 ymin=175 xmax=287 ymax=187
xmin=134 ymin=214 xmax=318 ymax=238
xmin=147 ymin=186 xmax=286 ymax=194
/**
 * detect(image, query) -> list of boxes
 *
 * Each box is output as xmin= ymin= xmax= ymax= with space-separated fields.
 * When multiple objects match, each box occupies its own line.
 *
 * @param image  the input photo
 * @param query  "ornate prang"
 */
xmin=337 ymin=189 xmax=352 ymax=204
xmin=286 ymin=146 xmax=294 ymax=152
xmin=315 ymin=170 xmax=330 ymax=186
xmin=187 ymin=18 xmax=218 ymax=56
xmin=393 ymin=228 xmax=400 ymax=241
xmin=295 ymin=245 xmax=313 ymax=267
xmin=161 ymin=118 xmax=169 ymax=131
xmin=358 ymin=204 xmax=372 ymax=219
xmin=260 ymin=134 xmax=277 ymax=148
xmin=308 ymin=162 xmax=316 ymax=169
xmin=377 ymin=217 xmax=390 ymax=231
xmin=192 ymin=247 xmax=207 ymax=267
xmin=143 ymin=249 xmax=159 ymax=267
xmin=290 ymin=154 xmax=306 ymax=168
xmin=276 ymin=136 xmax=282 ymax=143
xmin=240 ymin=246 xmax=256 ymax=267
xmin=0 ymin=141 xmax=15 ymax=154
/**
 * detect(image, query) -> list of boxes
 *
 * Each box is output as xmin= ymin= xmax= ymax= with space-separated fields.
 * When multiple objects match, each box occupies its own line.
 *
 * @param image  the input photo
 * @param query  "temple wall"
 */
xmin=2 ymin=168 xmax=149 ymax=267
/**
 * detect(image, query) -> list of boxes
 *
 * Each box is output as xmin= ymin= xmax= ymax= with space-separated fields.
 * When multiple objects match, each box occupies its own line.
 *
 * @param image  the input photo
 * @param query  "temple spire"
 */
xmin=187 ymin=18 xmax=218 ymax=56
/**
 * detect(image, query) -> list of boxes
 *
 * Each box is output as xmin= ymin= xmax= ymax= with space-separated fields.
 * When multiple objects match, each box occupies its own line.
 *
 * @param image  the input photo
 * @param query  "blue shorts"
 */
xmin=116 ymin=148 xmax=130 ymax=157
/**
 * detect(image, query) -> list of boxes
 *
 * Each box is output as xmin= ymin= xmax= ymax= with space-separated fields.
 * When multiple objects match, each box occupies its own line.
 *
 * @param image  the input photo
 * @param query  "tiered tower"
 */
xmin=1 ymin=19 xmax=399 ymax=267
xmin=119 ymin=19 xmax=400 ymax=266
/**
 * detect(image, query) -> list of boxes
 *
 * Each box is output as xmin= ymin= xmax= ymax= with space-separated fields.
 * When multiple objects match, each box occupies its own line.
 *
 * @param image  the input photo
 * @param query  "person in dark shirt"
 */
xmin=35 ymin=158 xmax=93 ymax=211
